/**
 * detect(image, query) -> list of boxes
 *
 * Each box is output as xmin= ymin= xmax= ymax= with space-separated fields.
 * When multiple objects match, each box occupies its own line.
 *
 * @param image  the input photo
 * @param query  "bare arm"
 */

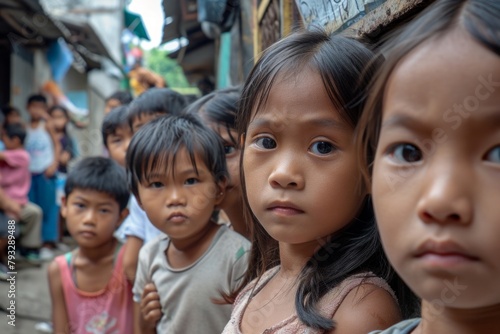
xmin=0 ymin=152 xmax=5 ymax=161
xmin=48 ymin=260 xmax=70 ymax=334
xmin=45 ymin=121 xmax=61 ymax=177
xmin=123 ymin=236 xmax=144 ymax=283
xmin=329 ymin=284 xmax=402 ymax=334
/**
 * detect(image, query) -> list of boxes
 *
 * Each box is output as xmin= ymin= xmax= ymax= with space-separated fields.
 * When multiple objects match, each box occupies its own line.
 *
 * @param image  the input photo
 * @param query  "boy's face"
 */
xmin=61 ymin=188 xmax=127 ymax=248
xmin=6 ymin=112 xmax=22 ymax=126
xmin=372 ymin=33 xmax=500 ymax=310
xmin=1 ymin=133 xmax=21 ymax=150
xmin=137 ymin=148 xmax=225 ymax=242
xmin=131 ymin=113 xmax=161 ymax=134
xmin=106 ymin=125 xmax=132 ymax=167
xmin=105 ymin=98 xmax=121 ymax=114
xmin=27 ymin=101 xmax=48 ymax=121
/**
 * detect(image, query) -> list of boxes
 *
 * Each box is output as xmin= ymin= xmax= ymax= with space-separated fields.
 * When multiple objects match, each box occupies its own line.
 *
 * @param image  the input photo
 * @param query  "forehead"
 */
xmin=384 ymin=29 xmax=500 ymax=125
xmin=146 ymin=146 xmax=210 ymax=176
xmin=67 ymin=188 xmax=118 ymax=206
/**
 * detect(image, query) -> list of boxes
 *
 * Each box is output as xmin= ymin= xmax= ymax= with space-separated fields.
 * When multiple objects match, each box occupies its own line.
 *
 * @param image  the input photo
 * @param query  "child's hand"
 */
xmin=45 ymin=162 xmax=58 ymax=178
xmin=140 ymin=283 xmax=162 ymax=328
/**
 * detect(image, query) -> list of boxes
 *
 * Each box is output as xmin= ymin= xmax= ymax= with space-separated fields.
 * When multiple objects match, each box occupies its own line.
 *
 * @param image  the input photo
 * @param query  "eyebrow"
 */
xmin=73 ymin=196 xmax=113 ymax=206
xmin=248 ymin=117 xmax=348 ymax=131
xmin=381 ymin=114 xmax=431 ymax=133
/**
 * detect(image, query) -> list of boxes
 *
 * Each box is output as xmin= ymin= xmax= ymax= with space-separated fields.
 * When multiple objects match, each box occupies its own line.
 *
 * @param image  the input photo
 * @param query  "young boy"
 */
xmin=24 ymin=94 xmax=61 ymax=260
xmin=120 ymin=88 xmax=187 ymax=281
xmin=0 ymin=123 xmax=43 ymax=261
xmin=101 ymin=105 xmax=132 ymax=168
xmin=128 ymin=114 xmax=249 ymax=334
xmin=48 ymin=157 xmax=133 ymax=334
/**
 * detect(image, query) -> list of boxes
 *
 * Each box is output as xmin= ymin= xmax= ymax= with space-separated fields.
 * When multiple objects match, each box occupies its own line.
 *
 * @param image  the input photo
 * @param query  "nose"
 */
xmin=165 ymin=186 xmax=187 ymax=207
xmin=416 ymin=168 xmax=473 ymax=225
xmin=82 ymin=210 xmax=97 ymax=226
xmin=268 ymin=151 xmax=304 ymax=190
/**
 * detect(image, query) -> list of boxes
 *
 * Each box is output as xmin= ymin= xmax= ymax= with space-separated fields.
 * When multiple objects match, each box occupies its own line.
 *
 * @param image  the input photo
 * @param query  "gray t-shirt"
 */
xmin=370 ymin=318 xmax=420 ymax=334
xmin=133 ymin=225 xmax=250 ymax=334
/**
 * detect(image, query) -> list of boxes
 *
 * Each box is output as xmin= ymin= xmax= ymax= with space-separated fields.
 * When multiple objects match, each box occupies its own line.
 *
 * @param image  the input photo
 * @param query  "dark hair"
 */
xmin=1 ymin=106 xmax=21 ymax=118
xmin=3 ymin=123 xmax=26 ymax=145
xmin=65 ymin=157 xmax=130 ymax=211
xmin=233 ymin=28 xmax=418 ymax=330
xmin=127 ymin=113 xmax=228 ymax=199
xmin=106 ymin=91 xmax=133 ymax=105
xmin=102 ymin=105 xmax=130 ymax=148
xmin=48 ymin=105 xmax=69 ymax=119
xmin=27 ymin=94 xmax=47 ymax=106
xmin=358 ymin=0 xmax=500 ymax=182
xmin=185 ymin=86 xmax=241 ymax=146
xmin=127 ymin=88 xmax=187 ymax=128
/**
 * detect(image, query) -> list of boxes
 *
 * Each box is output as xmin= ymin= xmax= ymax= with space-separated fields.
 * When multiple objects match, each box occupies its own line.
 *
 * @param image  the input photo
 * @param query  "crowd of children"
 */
xmin=0 ymin=0 xmax=498 ymax=332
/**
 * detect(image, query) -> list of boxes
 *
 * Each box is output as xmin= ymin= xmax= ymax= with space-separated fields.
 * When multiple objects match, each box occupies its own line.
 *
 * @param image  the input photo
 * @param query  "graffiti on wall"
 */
xmin=296 ymin=0 xmax=384 ymax=32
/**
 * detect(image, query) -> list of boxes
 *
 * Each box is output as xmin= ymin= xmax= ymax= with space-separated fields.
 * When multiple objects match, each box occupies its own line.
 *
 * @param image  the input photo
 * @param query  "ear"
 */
xmin=60 ymin=196 xmax=68 ymax=218
xmin=214 ymin=178 xmax=228 ymax=207
xmin=117 ymin=207 xmax=129 ymax=227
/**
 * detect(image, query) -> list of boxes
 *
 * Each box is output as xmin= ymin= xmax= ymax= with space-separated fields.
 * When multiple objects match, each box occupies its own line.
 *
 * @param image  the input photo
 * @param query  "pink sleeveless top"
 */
xmin=55 ymin=246 xmax=134 ymax=334
xmin=222 ymin=267 xmax=397 ymax=334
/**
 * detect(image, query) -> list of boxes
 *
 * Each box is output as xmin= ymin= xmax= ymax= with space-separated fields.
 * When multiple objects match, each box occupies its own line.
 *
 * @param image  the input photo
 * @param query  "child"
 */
xmin=101 ymin=105 xmax=133 ymax=168
xmin=105 ymin=90 xmax=133 ymax=114
xmin=48 ymin=105 xmax=77 ymax=174
xmin=222 ymin=30 xmax=417 ymax=333
xmin=185 ymin=86 xmax=248 ymax=237
xmin=121 ymin=88 xmax=187 ymax=281
xmin=128 ymin=114 xmax=250 ymax=334
xmin=47 ymin=157 xmax=132 ymax=334
xmin=24 ymin=94 xmax=61 ymax=260
xmin=357 ymin=0 xmax=500 ymax=333
xmin=0 ymin=123 xmax=42 ymax=261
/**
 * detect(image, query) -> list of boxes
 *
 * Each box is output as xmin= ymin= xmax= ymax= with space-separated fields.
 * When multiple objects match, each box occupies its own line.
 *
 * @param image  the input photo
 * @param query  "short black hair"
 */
xmin=106 ymin=91 xmax=133 ymax=105
xmin=65 ymin=157 xmax=130 ymax=211
xmin=27 ymin=94 xmax=47 ymax=106
xmin=3 ymin=123 xmax=26 ymax=145
xmin=126 ymin=113 xmax=228 ymax=198
xmin=1 ymin=105 xmax=21 ymax=118
xmin=127 ymin=88 xmax=187 ymax=128
xmin=102 ymin=105 xmax=130 ymax=148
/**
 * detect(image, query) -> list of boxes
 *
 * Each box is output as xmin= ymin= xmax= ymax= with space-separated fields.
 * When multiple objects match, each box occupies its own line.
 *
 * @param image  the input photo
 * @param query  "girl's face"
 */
xmin=137 ymin=148 xmax=225 ymax=242
xmin=243 ymin=68 xmax=365 ymax=250
xmin=50 ymin=108 xmax=69 ymax=131
xmin=372 ymin=31 xmax=500 ymax=310
xmin=206 ymin=121 xmax=242 ymax=213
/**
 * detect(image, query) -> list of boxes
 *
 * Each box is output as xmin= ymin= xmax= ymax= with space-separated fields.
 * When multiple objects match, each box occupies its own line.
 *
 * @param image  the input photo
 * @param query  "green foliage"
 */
xmin=144 ymin=49 xmax=191 ymax=88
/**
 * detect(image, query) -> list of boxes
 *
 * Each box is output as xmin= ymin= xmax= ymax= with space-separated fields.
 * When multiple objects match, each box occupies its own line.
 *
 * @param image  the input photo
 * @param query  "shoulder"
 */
xmin=139 ymin=235 xmax=168 ymax=259
xmin=368 ymin=319 xmax=421 ymax=334
xmin=216 ymin=226 xmax=251 ymax=255
xmin=47 ymin=256 xmax=65 ymax=287
xmin=331 ymin=277 xmax=402 ymax=334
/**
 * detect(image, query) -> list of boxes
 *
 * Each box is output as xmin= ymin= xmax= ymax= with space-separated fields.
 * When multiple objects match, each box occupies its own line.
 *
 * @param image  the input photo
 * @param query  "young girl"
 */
xmin=185 ymin=86 xmax=248 ymax=238
xmin=222 ymin=29 xmax=417 ymax=334
xmin=48 ymin=105 xmax=77 ymax=175
xmin=48 ymin=157 xmax=132 ymax=334
xmin=128 ymin=114 xmax=250 ymax=334
xmin=358 ymin=0 xmax=500 ymax=333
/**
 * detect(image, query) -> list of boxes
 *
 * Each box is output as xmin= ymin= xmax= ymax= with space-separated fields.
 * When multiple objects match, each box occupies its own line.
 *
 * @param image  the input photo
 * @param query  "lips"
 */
xmin=79 ymin=230 xmax=96 ymax=238
xmin=167 ymin=212 xmax=187 ymax=223
xmin=414 ymin=239 xmax=479 ymax=264
xmin=267 ymin=200 xmax=304 ymax=216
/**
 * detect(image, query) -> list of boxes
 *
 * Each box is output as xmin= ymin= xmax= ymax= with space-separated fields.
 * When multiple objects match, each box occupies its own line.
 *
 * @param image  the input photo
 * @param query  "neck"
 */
xmin=30 ymin=119 xmax=40 ymax=128
xmin=77 ymin=238 xmax=118 ymax=263
xmin=277 ymin=240 xmax=321 ymax=278
xmin=167 ymin=221 xmax=221 ymax=269
xmin=417 ymin=301 xmax=500 ymax=333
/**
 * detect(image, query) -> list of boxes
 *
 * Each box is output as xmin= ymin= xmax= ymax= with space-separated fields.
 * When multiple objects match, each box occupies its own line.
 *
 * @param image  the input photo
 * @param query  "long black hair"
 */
xmin=232 ymin=28 xmax=418 ymax=330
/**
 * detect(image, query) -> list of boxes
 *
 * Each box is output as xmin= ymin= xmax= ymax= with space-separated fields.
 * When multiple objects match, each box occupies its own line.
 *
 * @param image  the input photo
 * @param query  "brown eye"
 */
xmin=390 ymin=144 xmax=422 ymax=163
